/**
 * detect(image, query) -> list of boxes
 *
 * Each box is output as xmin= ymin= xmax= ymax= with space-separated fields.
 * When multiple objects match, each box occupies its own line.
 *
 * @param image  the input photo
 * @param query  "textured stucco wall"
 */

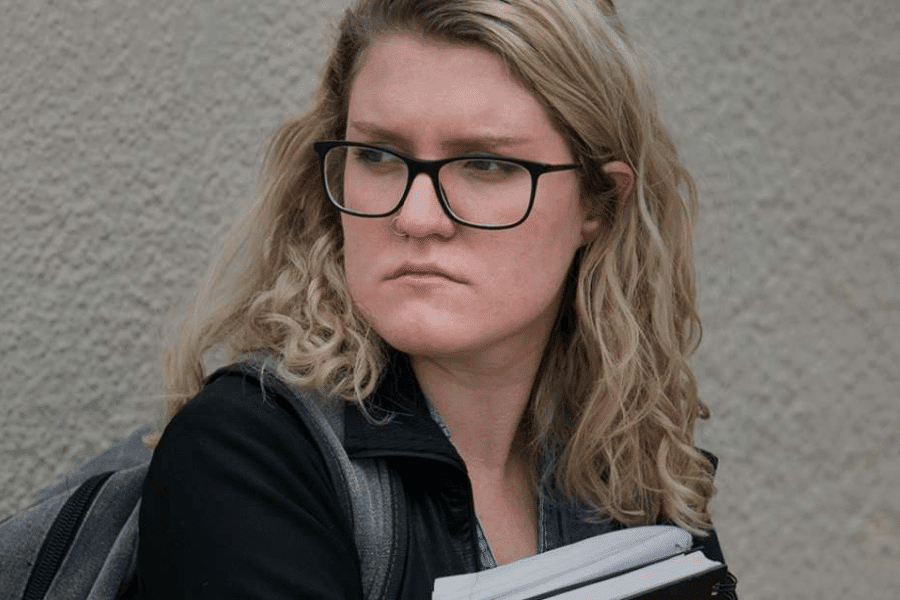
xmin=1 ymin=1 xmax=897 ymax=598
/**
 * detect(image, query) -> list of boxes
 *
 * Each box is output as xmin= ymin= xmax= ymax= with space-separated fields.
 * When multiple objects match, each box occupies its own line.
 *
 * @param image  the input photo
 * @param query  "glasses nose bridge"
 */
xmin=403 ymin=156 xmax=449 ymax=209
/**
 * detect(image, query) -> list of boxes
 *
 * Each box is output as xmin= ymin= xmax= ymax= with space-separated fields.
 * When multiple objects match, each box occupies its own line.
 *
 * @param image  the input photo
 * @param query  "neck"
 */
xmin=410 ymin=346 xmax=543 ymax=474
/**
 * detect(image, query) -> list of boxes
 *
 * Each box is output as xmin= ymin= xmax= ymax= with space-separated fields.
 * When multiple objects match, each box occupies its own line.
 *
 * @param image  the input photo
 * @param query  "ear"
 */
xmin=602 ymin=160 xmax=634 ymax=202
xmin=579 ymin=160 xmax=635 ymax=244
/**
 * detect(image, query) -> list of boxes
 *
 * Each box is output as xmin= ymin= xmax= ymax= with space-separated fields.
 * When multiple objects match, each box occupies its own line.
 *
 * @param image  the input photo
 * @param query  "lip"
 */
xmin=386 ymin=263 xmax=465 ymax=283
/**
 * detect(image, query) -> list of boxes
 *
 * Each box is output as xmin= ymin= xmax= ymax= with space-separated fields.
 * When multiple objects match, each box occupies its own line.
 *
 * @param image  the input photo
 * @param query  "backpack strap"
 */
xmin=226 ymin=353 xmax=407 ymax=600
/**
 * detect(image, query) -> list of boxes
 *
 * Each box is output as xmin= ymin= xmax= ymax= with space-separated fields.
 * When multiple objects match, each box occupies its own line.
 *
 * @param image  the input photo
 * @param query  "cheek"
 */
xmin=509 ymin=207 xmax=586 ymax=301
xmin=519 ymin=202 xmax=585 ymax=277
xmin=487 ymin=227 xmax=578 ymax=313
xmin=340 ymin=220 xmax=376 ymax=305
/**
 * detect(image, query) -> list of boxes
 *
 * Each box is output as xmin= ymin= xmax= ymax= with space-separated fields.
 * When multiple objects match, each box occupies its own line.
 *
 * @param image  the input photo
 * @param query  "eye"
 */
xmin=350 ymin=146 xmax=398 ymax=165
xmin=459 ymin=157 xmax=521 ymax=178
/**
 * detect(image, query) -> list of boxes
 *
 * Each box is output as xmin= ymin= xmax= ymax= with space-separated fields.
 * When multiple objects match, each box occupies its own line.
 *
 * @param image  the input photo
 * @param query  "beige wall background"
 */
xmin=1 ymin=1 xmax=897 ymax=598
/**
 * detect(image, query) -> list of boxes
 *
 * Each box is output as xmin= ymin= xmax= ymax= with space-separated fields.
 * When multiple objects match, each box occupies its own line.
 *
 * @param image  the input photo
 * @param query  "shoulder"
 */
xmin=148 ymin=369 xmax=342 ymax=506
xmin=170 ymin=369 xmax=284 ymax=425
xmin=140 ymin=370 xmax=363 ymax=598
xmin=161 ymin=369 xmax=317 ymax=450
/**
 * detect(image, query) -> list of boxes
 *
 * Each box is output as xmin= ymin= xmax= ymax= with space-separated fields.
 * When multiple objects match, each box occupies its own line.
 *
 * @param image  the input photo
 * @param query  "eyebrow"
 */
xmin=347 ymin=121 xmax=533 ymax=154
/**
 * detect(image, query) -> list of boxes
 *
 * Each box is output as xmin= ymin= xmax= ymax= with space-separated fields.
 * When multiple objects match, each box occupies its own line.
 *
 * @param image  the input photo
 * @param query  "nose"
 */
xmin=391 ymin=172 xmax=457 ymax=239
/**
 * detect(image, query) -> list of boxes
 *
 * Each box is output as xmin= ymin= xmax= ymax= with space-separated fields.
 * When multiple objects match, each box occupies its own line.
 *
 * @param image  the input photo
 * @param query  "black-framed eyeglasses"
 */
xmin=313 ymin=141 xmax=581 ymax=229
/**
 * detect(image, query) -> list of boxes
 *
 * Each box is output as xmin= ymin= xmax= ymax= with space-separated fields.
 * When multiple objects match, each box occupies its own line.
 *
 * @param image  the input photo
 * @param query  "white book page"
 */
xmin=432 ymin=525 xmax=693 ymax=600
xmin=547 ymin=551 xmax=720 ymax=600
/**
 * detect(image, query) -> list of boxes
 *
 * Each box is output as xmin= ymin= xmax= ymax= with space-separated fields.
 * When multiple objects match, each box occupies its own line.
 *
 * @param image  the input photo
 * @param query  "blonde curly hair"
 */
xmin=155 ymin=0 xmax=715 ymax=534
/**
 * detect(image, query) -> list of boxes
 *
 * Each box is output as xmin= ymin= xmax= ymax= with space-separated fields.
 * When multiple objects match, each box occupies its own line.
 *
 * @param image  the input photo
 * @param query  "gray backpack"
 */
xmin=0 ymin=356 xmax=405 ymax=600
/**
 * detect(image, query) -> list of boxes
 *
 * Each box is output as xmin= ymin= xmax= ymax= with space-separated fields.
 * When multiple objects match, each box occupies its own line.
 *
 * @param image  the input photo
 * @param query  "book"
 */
xmin=432 ymin=525 xmax=728 ymax=600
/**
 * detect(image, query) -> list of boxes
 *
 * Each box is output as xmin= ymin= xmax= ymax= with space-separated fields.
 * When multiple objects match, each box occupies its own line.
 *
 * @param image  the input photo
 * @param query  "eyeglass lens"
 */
xmin=323 ymin=145 xmax=532 ymax=227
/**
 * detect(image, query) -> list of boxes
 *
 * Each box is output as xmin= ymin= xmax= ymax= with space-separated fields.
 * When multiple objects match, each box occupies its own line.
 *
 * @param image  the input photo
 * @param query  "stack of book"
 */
xmin=433 ymin=525 xmax=728 ymax=599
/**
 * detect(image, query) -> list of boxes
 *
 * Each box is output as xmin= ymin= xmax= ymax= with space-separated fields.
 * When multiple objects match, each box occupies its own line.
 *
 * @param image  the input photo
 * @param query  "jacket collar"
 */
xmin=343 ymin=352 xmax=466 ymax=472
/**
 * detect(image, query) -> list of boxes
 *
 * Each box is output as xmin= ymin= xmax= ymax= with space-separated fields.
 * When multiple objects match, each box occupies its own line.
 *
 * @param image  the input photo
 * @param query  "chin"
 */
xmin=380 ymin=330 xmax=472 ymax=359
xmin=373 ymin=317 xmax=481 ymax=360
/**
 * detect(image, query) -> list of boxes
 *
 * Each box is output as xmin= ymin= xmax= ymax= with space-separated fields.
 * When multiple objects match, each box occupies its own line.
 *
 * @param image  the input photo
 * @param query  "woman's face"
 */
xmin=341 ymin=34 xmax=601 ymax=366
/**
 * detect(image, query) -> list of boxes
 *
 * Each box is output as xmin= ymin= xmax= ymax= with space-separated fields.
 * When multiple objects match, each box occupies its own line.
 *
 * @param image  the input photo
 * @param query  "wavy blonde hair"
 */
xmin=155 ymin=0 xmax=715 ymax=534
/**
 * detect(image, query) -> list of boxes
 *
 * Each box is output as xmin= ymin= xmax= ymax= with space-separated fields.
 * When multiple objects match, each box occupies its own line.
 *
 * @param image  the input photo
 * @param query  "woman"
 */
xmin=139 ymin=0 xmax=736 ymax=598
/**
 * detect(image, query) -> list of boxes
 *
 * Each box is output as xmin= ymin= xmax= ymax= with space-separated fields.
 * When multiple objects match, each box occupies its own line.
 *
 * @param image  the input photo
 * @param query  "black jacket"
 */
xmin=139 ymin=358 xmax=733 ymax=599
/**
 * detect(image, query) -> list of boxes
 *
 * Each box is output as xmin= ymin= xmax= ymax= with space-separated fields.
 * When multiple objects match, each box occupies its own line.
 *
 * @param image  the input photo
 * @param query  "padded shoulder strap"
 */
xmin=225 ymin=354 xmax=406 ymax=600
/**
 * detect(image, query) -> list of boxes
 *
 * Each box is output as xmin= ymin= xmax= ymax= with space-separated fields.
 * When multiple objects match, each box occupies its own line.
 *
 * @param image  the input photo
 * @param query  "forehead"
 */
xmin=346 ymin=34 xmax=560 ymax=153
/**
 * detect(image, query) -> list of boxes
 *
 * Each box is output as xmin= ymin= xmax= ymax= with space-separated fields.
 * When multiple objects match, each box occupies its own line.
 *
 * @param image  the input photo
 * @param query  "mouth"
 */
xmin=387 ymin=264 xmax=464 ymax=283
